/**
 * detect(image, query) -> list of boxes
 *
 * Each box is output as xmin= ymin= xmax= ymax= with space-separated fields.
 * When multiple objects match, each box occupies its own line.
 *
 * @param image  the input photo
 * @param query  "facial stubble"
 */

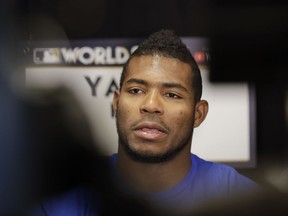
xmin=115 ymin=107 xmax=194 ymax=163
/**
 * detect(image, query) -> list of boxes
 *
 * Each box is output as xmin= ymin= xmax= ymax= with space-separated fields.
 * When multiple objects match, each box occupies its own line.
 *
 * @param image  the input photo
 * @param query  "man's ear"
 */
xmin=113 ymin=89 xmax=120 ymax=114
xmin=194 ymin=100 xmax=209 ymax=128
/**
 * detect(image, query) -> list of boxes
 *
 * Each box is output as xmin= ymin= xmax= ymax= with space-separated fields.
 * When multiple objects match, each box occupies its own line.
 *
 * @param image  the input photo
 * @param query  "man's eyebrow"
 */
xmin=125 ymin=78 xmax=188 ymax=92
xmin=163 ymin=82 xmax=188 ymax=92
xmin=125 ymin=78 xmax=148 ymax=85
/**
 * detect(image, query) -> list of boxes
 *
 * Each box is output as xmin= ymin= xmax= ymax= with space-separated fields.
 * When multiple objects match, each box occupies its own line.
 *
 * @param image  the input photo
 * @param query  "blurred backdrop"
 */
xmin=1 ymin=0 xmax=288 ymax=215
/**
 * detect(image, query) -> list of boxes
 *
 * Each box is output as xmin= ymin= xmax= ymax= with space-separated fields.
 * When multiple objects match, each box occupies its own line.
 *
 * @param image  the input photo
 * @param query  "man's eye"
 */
xmin=166 ymin=93 xmax=181 ymax=99
xmin=129 ymin=88 xmax=143 ymax=94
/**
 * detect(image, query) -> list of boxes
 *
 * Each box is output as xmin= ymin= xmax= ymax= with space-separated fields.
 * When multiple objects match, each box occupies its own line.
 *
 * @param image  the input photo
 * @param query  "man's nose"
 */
xmin=140 ymin=90 xmax=164 ymax=114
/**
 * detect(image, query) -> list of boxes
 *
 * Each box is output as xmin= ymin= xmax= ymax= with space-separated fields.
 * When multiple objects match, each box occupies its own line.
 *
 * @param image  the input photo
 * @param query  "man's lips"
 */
xmin=132 ymin=122 xmax=168 ymax=140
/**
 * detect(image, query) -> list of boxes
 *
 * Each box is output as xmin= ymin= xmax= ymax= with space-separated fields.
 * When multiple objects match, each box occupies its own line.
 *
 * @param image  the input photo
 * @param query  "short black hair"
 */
xmin=119 ymin=29 xmax=203 ymax=101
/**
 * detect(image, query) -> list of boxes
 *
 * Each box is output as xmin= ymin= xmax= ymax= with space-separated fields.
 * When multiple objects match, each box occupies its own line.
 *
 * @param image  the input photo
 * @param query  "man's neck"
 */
xmin=116 ymin=147 xmax=192 ymax=193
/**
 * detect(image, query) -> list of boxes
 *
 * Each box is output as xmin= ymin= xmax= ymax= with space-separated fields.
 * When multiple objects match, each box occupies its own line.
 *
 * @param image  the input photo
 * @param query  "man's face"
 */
xmin=113 ymin=55 xmax=197 ymax=163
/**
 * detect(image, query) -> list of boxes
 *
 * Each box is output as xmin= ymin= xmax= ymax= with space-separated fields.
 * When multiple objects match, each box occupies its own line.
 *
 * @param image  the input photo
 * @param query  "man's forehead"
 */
xmin=126 ymin=55 xmax=193 ymax=80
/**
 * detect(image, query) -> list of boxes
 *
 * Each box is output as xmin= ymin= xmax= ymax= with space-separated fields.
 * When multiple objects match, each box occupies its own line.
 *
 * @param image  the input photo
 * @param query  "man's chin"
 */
xmin=125 ymin=146 xmax=176 ymax=163
xmin=129 ymin=153 xmax=171 ymax=163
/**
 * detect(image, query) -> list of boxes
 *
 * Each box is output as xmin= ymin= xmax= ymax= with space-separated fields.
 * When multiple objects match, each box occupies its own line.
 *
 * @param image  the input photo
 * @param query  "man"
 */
xmin=110 ymin=29 xmax=259 ymax=214
xmin=31 ymin=29 xmax=259 ymax=216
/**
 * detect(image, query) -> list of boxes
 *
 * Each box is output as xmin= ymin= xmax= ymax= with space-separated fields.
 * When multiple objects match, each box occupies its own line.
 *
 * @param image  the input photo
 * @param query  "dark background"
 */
xmin=1 ymin=0 xmax=288 ymax=214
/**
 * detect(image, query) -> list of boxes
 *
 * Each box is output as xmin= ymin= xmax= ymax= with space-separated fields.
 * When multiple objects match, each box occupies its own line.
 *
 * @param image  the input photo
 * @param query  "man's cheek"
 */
xmin=174 ymin=110 xmax=185 ymax=122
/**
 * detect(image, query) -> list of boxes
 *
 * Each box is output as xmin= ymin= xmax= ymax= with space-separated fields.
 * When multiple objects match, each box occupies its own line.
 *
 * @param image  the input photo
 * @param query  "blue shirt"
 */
xmin=30 ymin=153 xmax=259 ymax=215
xmin=110 ymin=153 xmax=259 ymax=213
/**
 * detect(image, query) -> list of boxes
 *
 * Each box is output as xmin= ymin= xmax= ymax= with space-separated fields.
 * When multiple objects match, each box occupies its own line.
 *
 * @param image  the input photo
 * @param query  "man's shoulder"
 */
xmin=192 ymin=154 xmax=259 ymax=189
xmin=193 ymin=153 xmax=240 ymax=174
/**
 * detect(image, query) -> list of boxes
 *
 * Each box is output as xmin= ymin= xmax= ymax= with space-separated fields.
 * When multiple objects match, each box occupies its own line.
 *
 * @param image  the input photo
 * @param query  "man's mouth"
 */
xmin=139 ymin=128 xmax=165 ymax=133
xmin=133 ymin=122 xmax=168 ymax=140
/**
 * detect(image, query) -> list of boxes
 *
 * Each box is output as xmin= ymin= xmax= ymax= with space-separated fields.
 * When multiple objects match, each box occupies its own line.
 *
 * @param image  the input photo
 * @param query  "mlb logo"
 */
xmin=34 ymin=48 xmax=62 ymax=64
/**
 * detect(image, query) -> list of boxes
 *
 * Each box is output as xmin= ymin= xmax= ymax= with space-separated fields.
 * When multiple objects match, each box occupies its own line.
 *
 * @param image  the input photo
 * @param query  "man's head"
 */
xmin=113 ymin=29 xmax=208 ymax=163
xmin=120 ymin=29 xmax=202 ymax=102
